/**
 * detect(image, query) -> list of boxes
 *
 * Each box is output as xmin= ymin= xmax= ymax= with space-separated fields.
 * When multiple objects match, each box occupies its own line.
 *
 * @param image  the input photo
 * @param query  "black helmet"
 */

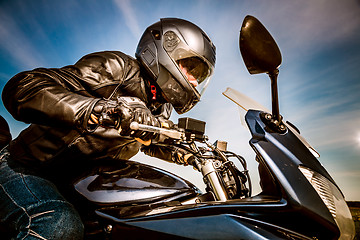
xmin=136 ymin=18 xmax=216 ymax=114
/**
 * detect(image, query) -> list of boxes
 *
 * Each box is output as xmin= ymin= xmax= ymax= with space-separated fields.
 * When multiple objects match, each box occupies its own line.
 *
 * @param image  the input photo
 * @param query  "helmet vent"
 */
xmin=163 ymin=31 xmax=180 ymax=52
xmin=142 ymin=49 xmax=156 ymax=66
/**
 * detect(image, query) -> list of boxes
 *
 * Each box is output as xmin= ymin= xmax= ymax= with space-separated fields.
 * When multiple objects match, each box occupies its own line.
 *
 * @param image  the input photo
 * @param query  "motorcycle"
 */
xmin=55 ymin=15 xmax=356 ymax=239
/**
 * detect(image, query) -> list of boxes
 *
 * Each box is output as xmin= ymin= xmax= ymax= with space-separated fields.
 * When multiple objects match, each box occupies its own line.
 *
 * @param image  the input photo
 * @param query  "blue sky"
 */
xmin=0 ymin=0 xmax=359 ymax=200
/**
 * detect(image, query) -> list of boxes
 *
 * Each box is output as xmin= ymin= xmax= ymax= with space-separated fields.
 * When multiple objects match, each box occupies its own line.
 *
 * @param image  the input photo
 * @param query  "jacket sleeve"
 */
xmin=153 ymin=103 xmax=173 ymax=120
xmin=0 ymin=115 xmax=11 ymax=149
xmin=2 ymin=51 xmax=130 ymax=131
xmin=2 ymin=68 xmax=100 ymax=131
xmin=141 ymin=144 xmax=191 ymax=166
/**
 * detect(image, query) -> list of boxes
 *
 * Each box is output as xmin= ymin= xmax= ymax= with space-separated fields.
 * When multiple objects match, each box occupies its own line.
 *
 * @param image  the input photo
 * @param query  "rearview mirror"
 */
xmin=239 ymin=15 xmax=285 ymax=131
xmin=239 ymin=15 xmax=282 ymax=75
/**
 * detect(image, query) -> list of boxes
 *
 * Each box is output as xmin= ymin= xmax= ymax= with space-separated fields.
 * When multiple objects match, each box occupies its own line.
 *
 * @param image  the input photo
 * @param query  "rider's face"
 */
xmin=179 ymin=63 xmax=198 ymax=88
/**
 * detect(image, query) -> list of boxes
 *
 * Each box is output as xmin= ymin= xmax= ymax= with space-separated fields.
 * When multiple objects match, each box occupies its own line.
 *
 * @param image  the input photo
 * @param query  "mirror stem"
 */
xmin=269 ymin=69 xmax=281 ymax=123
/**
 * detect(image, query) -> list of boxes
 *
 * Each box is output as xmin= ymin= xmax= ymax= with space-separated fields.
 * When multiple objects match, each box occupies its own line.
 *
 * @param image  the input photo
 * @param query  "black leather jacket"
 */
xmin=0 ymin=115 xmax=11 ymax=150
xmin=2 ymin=51 xmax=172 ymax=173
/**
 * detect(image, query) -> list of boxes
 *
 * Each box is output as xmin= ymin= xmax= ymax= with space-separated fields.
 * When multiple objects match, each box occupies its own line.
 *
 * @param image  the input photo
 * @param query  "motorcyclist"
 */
xmin=0 ymin=18 xmax=215 ymax=239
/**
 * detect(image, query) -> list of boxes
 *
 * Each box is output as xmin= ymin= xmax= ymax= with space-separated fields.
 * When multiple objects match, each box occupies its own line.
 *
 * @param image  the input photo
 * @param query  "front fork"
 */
xmin=189 ymin=141 xmax=229 ymax=201
xmin=201 ymin=160 xmax=229 ymax=201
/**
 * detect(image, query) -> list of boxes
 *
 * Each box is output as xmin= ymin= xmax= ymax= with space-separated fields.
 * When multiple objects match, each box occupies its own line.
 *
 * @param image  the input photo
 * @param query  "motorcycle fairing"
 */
xmin=95 ymin=195 xmax=340 ymax=239
xmin=73 ymin=159 xmax=201 ymax=206
xmin=96 ymin=209 xmax=314 ymax=240
xmin=245 ymin=110 xmax=340 ymax=238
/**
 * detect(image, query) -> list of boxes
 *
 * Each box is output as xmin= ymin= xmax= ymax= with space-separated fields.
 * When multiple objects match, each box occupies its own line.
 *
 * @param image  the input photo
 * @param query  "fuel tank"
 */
xmin=72 ymin=159 xmax=201 ymax=206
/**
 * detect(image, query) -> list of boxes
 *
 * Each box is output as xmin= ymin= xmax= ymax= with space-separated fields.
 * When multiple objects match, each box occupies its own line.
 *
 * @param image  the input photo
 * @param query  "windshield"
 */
xmin=222 ymin=87 xmax=269 ymax=112
xmin=223 ymin=87 xmax=320 ymax=157
xmin=223 ymin=87 xmax=269 ymax=126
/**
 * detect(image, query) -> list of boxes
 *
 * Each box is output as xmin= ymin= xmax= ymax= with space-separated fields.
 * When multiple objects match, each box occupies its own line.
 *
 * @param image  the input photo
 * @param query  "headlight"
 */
xmin=299 ymin=166 xmax=355 ymax=240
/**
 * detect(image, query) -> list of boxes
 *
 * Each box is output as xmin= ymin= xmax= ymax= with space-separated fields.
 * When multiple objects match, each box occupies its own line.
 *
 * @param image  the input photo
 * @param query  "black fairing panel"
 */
xmin=72 ymin=159 xmax=200 ymax=206
xmin=244 ymin=110 xmax=339 ymax=237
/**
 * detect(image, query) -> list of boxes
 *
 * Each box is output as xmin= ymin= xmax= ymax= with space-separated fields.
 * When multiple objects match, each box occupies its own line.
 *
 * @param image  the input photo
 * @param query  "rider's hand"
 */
xmin=89 ymin=97 xmax=160 ymax=141
xmin=171 ymin=147 xmax=194 ymax=166
xmin=89 ymin=99 xmax=121 ymax=128
xmin=141 ymin=145 xmax=194 ymax=166
xmin=117 ymin=97 xmax=160 ymax=141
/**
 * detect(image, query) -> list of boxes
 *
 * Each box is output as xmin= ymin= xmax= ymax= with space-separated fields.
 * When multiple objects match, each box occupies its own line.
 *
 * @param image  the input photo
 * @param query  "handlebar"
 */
xmin=129 ymin=122 xmax=185 ymax=140
xmin=130 ymin=121 xmax=251 ymax=200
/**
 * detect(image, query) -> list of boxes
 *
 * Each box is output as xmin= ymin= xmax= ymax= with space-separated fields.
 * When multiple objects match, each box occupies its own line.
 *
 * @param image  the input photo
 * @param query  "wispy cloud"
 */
xmin=334 ymin=170 xmax=360 ymax=178
xmin=237 ymin=0 xmax=360 ymax=58
xmin=289 ymin=0 xmax=360 ymax=47
xmin=112 ymin=0 xmax=142 ymax=39
xmin=304 ymin=110 xmax=360 ymax=149
xmin=281 ymin=85 xmax=360 ymax=151
xmin=0 ymin=9 xmax=45 ymax=70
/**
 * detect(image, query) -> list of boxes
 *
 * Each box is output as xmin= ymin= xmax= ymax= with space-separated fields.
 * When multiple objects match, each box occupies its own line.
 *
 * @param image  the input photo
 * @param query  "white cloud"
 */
xmin=299 ymin=109 xmax=360 ymax=150
xmin=0 ymin=9 xmax=45 ymax=69
xmin=112 ymin=0 xmax=142 ymax=39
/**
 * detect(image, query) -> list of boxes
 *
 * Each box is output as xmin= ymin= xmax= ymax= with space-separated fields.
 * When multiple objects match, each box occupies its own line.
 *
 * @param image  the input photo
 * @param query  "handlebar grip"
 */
xmin=129 ymin=122 xmax=140 ymax=131
xmin=130 ymin=122 xmax=184 ymax=140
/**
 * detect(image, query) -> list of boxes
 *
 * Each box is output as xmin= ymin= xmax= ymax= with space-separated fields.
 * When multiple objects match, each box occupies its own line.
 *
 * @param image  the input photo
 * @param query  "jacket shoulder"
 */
xmin=72 ymin=51 xmax=140 ymax=88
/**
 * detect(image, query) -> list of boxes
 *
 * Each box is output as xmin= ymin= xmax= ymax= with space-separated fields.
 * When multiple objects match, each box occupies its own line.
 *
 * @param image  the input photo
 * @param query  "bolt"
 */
xmin=105 ymin=224 xmax=113 ymax=233
xmin=265 ymin=114 xmax=272 ymax=120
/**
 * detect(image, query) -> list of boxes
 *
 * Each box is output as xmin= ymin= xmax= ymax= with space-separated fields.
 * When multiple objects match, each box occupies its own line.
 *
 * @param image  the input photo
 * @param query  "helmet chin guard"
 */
xmin=157 ymin=65 xmax=199 ymax=114
xmin=136 ymin=18 xmax=216 ymax=114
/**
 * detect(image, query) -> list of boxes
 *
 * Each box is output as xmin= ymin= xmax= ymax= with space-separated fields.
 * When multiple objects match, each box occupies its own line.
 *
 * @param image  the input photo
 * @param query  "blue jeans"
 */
xmin=0 ymin=147 xmax=84 ymax=239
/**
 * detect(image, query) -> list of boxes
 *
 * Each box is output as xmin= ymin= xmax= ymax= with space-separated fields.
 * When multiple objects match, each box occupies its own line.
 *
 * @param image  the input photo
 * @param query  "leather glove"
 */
xmin=89 ymin=99 xmax=121 ymax=128
xmin=141 ymin=145 xmax=194 ymax=166
xmin=89 ymin=97 xmax=160 ymax=141
xmin=172 ymin=147 xmax=194 ymax=165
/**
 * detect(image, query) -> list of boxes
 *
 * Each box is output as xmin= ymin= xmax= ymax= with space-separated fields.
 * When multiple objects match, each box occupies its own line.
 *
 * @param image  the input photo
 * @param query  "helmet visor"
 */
xmin=177 ymin=57 xmax=210 ymax=84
